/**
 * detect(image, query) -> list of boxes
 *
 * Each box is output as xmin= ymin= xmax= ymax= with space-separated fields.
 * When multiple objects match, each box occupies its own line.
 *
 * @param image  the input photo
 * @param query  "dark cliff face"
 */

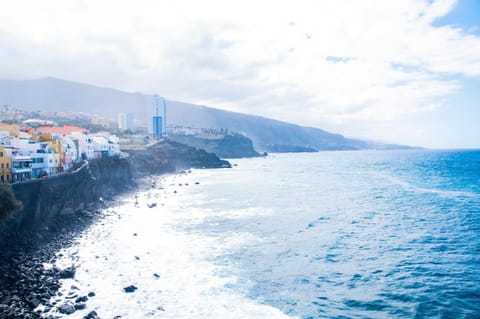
xmin=156 ymin=140 xmax=232 ymax=169
xmin=125 ymin=139 xmax=231 ymax=176
xmin=88 ymin=156 xmax=135 ymax=196
xmin=0 ymin=157 xmax=133 ymax=242
xmin=169 ymin=133 xmax=261 ymax=159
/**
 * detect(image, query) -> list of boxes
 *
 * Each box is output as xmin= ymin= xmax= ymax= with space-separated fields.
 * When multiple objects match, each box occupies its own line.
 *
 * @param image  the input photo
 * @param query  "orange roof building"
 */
xmin=36 ymin=125 xmax=89 ymax=136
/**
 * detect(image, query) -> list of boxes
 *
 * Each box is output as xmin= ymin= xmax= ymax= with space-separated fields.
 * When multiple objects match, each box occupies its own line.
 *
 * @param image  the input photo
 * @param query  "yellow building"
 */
xmin=39 ymin=133 xmax=53 ymax=142
xmin=0 ymin=146 xmax=12 ymax=183
xmin=0 ymin=124 xmax=20 ymax=137
xmin=38 ymin=134 xmax=64 ymax=173
xmin=48 ymin=139 xmax=64 ymax=173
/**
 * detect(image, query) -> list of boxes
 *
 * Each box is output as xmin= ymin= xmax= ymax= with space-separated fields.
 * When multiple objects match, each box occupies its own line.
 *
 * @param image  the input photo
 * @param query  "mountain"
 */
xmin=0 ymin=77 xmax=411 ymax=151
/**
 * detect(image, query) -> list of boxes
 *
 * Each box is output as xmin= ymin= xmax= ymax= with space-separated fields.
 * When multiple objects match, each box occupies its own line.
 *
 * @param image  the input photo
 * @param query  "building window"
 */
xmin=1 ymin=163 xmax=3 ymax=169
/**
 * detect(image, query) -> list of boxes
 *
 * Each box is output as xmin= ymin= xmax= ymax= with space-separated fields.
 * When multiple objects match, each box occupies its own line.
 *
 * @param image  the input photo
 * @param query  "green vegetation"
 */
xmin=0 ymin=184 xmax=22 ymax=219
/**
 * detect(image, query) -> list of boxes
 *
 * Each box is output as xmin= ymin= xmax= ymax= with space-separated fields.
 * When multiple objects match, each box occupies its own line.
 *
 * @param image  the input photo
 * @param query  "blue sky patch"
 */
xmin=433 ymin=0 xmax=480 ymax=35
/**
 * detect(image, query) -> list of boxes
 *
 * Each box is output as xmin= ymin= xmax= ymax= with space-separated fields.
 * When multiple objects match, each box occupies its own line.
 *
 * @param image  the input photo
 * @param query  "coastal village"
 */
xmin=0 ymin=99 xmax=261 ymax=186
xmin=0 ymin=97 xmax=169 ymax=184
xmin=0 ymin=122 xmax=121 ymax=183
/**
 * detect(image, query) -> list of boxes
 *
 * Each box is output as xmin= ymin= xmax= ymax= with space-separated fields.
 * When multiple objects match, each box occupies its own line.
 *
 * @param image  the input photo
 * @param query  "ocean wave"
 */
xmin=373 ymin=172 xmax=479 ymax=198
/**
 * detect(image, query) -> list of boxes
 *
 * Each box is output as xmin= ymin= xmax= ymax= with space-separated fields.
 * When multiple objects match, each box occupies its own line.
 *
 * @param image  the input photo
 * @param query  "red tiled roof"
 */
xmin=37 ymin=125 xmax=89 ymax=135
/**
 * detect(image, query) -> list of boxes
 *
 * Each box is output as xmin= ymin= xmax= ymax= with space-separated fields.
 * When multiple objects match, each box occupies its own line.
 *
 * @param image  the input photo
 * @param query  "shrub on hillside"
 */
xmin=0 ymin=184 xmax=22 ymax=219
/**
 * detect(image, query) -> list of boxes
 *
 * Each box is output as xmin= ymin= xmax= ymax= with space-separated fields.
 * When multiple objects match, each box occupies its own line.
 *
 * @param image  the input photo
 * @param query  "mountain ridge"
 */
xmin=0 ymin=77 xmax=413 ymax=151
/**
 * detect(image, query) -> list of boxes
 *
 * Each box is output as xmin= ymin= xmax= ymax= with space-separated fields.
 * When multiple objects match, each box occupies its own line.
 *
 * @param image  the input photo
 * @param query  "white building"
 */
xmin=12 ymin=132 xmax=34 ymax=150
xmin=118 ymin=113 xmax=134 ymax=131
xmin=92 ymin=135 xmax=109 ymax=159
xmin=0 ymin=134 xmax=14 ymax=147
xmin=10 ymin=154 xmax=32 ymax=182
xmin=69 ymin=132 xmax=94 ymax=160
xmin=30 ymin=152 xmax=53 ymax=178
xmin=61 ymin=136 xmax=79 ymax=170
xmin=107 ymin=135 xmax=120 ymax=156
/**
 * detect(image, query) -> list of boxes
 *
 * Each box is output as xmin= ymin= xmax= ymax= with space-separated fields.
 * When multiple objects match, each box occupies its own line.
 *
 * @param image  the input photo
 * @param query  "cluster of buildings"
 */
xmin=117 ymin=94 xmax=168 ymax=139
xmin=0 ymin=123 xmax=120 ymax=183
xmin=118 ymin=112 xmax=135 ymax=132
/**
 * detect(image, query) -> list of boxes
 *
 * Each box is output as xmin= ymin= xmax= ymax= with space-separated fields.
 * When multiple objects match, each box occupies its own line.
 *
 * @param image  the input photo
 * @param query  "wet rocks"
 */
xmin=76 ymin=295 xmax=88 ymax=303
xmin=28 ymin=297 xmax=41 ymax=308
xmin=58 ymin=266 xmax=76 ymax=279
xmin=84 ymin=310 xmax=100 ymax=319
xmin=58 ymin=301 xmax=76 ymax=314
xmin=123 ymin=285 xmax=138 ymax=293
xmin=0 ymin=199 xmax=107 ymax=318
xmin=75 ymin=302 xmax=87 ymax=310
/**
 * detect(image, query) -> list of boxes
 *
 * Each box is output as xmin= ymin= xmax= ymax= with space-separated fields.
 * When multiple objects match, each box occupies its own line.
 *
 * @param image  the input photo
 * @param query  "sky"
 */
xmin=0 ymin=0 xmax=479 ymax=148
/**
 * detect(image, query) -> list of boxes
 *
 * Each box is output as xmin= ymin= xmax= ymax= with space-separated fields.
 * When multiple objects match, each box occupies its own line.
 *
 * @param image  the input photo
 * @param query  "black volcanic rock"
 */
xmin=58 ymin=266 xmax=76 ymax=279
xmin=84 ymin=310 xmax=100 ymax=319
xmin=169 ymin=132 xmax=262 ymax=158
xmin=125 ymin=139 xmax=231 ymax=176
xmin=58 ymin=302 xmax=76 ymax=314
xmin=123 ymin=285 xmax=137 ymax=293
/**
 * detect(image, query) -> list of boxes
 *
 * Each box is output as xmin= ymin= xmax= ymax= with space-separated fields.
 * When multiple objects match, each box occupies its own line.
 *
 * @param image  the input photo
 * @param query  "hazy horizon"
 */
xmin=1 ymin=0 xmax=479 ymax=148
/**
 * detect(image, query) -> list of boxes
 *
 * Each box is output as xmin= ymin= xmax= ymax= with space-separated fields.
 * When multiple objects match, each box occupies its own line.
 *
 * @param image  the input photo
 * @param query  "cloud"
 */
xmin=0 ymin=0 xmax=479 ymax=145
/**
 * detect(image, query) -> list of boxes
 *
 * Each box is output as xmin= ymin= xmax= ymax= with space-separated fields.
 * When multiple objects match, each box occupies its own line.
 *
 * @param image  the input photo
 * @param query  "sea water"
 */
xmin=50 ymin=150 xmax=480 ymax=318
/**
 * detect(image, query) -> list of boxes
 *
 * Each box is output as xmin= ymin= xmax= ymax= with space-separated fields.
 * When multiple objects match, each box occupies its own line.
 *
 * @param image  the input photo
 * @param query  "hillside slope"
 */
xmin=0 ymin=77 xmax=411 ymax=151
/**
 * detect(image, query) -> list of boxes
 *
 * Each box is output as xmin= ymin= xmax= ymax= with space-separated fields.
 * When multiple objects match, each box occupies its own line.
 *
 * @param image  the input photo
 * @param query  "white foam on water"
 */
xmin=47 ymin=174 xmax=295 ymax=319
xmin=373 ymin=172 xmax=479 ymax=198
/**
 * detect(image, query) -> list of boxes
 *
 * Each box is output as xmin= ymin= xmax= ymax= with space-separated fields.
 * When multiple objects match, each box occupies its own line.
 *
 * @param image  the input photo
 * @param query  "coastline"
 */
xmin=0 ymin=139 xmax=231 ymax=318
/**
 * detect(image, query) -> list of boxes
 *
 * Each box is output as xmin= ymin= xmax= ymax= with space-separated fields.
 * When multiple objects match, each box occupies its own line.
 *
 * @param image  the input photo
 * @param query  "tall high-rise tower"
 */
xmin=150 ymin=94 xmax=167 ymax=138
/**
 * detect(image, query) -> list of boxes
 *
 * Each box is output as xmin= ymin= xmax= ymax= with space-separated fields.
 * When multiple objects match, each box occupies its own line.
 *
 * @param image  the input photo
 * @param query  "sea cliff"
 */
xmin=168 ymin=132 xmax=262 ymax=158
xmin=0 ymin=139 xmax=230 ymax=317
xmin=0 ymin=140 xmax=230 ymax=243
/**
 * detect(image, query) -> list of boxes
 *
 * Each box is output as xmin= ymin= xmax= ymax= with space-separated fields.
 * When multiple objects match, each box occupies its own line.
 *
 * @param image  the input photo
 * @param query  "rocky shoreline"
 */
xmin=0 ymin=201 xmax=108 ymax=318
xmin=0 ymin=139 xmax=231 ymax=318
